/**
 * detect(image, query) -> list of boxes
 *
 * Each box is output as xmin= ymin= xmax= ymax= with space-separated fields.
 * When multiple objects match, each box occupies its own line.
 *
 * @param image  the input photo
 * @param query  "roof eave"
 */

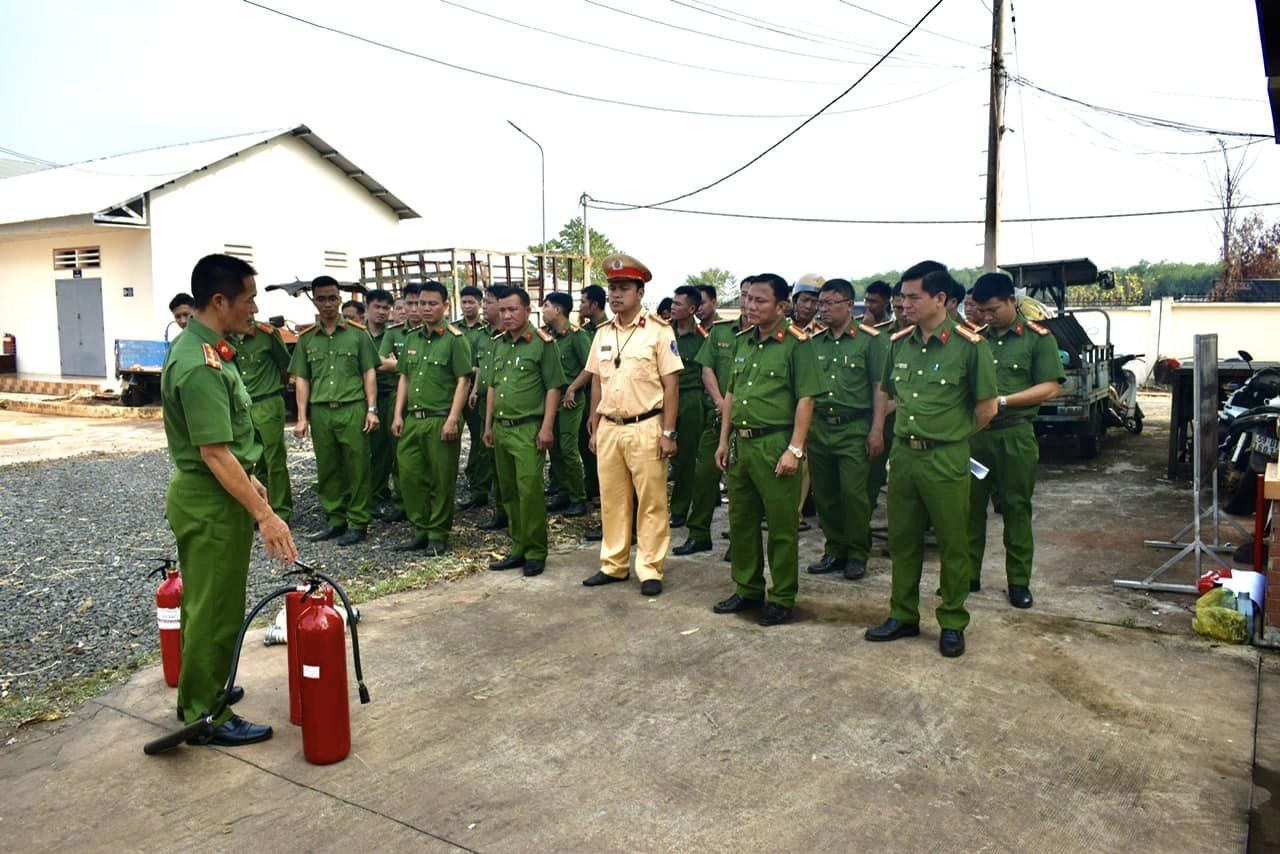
xmin=289 ymin=125 xmax=420 ymax=220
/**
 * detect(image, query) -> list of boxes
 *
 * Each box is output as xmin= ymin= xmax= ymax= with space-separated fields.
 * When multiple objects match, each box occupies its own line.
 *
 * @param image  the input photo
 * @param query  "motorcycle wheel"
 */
xmin=1127 ymin=404 xmax=1144 ymax=434
xmin=1222 ymin=465 xmax=1258 ymax=515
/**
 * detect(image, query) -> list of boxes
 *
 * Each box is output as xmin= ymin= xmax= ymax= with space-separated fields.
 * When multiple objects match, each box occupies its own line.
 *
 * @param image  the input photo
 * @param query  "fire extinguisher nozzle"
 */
xmin=358 ymin=683 xmax=371 ymax=704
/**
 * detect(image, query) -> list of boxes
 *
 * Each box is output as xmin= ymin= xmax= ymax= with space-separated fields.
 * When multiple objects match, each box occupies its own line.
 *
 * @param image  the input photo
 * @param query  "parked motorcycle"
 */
xmin=1218 ymin=350 xmax=1280 ymax=515
xmin=1104 ymin=353 xmax=1144 ymax=434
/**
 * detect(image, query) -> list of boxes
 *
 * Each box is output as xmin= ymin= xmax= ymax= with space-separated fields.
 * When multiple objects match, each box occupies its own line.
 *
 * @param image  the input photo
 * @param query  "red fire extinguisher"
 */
xmin=298 ymin=590 xmax=351 ymax=765
xmin=149 ymin=559 xmax=183 ymax=688
xmin=285 ymin=584 xmax=337 ymax=725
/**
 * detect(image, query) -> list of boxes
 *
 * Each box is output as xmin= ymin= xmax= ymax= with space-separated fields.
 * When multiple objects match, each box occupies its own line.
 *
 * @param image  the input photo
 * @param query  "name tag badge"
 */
xmin=896 ymin=362 xmax=908 ymax=369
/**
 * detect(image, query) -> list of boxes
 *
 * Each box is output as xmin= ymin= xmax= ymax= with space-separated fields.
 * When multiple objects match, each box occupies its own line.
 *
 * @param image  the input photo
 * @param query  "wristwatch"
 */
xmin=998 ymin=395 xmax=1008 ymax=409
xmin=787 ymin=444 xmax=805 ymax=460
xmin=662 ymin=430 xmax=678 ymax=440
xmin=367 ymin=406 xmax=378 ymax=414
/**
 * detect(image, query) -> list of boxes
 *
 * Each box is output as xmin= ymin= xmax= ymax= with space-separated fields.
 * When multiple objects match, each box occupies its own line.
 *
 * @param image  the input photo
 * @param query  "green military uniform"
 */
xmin=289 ymin=319 xmax=379 ymax=531
xmin=866 ymin=316 xmax=898 ymax=512
xmin=545 ymin=321 xmax=592 ymax=506
xmin=461 ymin=319 xmax=496 ymax=505
xmin=882 ymin=317 xmax=997 ymax=630
xmin=808 ymin=319 xmax=889 ymax=566
xmin=367 ymin=323 xmax=399 ymax=510
xmin=725 ymin=319 xmax=827 ymax=608
xmin=490 ymin=323 xmax=566 ymax=561
xmin=377 ymin=322 xmax=415 ymax=512
xmin=968 ymin=315 xmax=1064 ymax=587
xmin=161 ymin=318 xmax=261 ymax=725
xmin=687 ymin=317 xmax=740 ymax=544
xmin=396 ymin=322 xmax=472 ymax=541
xmin=578 ymin=315 xmax=602 ymax=500
xmin=669 ymin=321 xmax=710 ymax=522
xmin=232 ymin=320 xmax=293 ymax=522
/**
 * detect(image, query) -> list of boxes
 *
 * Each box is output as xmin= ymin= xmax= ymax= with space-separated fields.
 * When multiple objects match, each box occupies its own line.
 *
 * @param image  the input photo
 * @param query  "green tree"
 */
xmin=682 ymin=268 xmax=736 ymax=303
xmin=530 ymin=217 xmax=618 ymax=285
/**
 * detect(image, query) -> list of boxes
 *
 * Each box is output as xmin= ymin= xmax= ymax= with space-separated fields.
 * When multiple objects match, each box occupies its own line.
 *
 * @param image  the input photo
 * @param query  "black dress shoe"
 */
xmin=335 ymin=529 xmax=366 ymax=546
xmin=807 ymin=554 xmax=847 ymax=575
xmin=669 ymin=514 xmax=687 ymax=528
xmin=584 ymin=527 xmax=603 ymax=542
xmin=865 ymin=618 xmax=921 ymax=642
xmin=722 ymin=546 xmax=732 ymax=562
xmin=395 ymin=535 xmax=431 ymax=552
xmin=673 ymin=539 xmax=712 ymax=555
xmin=490 ymin=554 xmax=526 ymax=571
xmin=546 ymin=495 xmax=570 ymax=512
xmin=188 ymin=715 xmax=273 ymax=747
xmin=970 ymin=579 xmax=982 ymax=593
xmin=455 ymin=496 xmax=488 ymax=512
xmin=381 ymin=508 xmax=407 ymax=523
xmin=523 ymin=559 xmax=545 ymax=577
xmin=177 ymin=686 xmax=244 ymax=721
xmin=640 ymin=579 xmax=662 ymax=596
xmin=1008 ymin=585 xmax=1033 ymax=609
xmin=561 ymin=502 xmax=587 ymax=517
xmin=477 ymin=514 xmax=509 ymax=531
xmin=583 ymin=570 xmax=627 ymax=586
xmin=713 ymin=593 xmax=763 ymax=614
xmin=843 ymin=558 xmax=867 ymax=581
xmin=425 ymin=540 xmax=449 ymax=556
xmin=758 ymin=602 xmax=792 ymax=626
xmin=308 ymin=525 xmax=347 ymax=542
xmin=939 ymin=628 xmax=965 ymax=657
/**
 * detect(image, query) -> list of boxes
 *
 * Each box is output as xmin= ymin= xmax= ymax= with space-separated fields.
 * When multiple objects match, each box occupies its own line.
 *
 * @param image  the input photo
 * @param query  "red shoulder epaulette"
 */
xmin=447 ymin=323 xmax=463 ymax=336
xmin=891 ymin=325 xmax=916 ymax=342
xmin=953 ymin=324 xmax=982 ymax=344
xmin=202 ymin=343 xmax=222 ymax=371
xmin=535 ymin=327 xmax=554 ymax=343
xmin=297 ymin=323 xmax=316 ymax=336
xmin=785 ymin=323 xmax=809 ymax=342
xmin=346 ymin=320 xmax=366 ymax=330
xmin=696 ymin=324 xmax=709 ymax=338
xmin=1027 ymin=320 xmax=1051 ymax=336
xmin=858 ymin=322 xmax=880 ymax=337
xmin=807 ymin=322 xmax=828 ymax=336
xmin=255 ymin=321 xmax=275 ymax=335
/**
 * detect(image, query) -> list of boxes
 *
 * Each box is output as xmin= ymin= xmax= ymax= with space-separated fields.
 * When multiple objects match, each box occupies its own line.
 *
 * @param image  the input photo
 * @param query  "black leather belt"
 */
xmin=250 ymin=391 xmax=281 ymax=403
xmin=816 ymin=409 xmax=870 ymax=425
xmin=409 ymin=409 xmax=451 ymax=419
xmin=603 ymin=408 xmax=662 ymax=425
xmin=987 ymin=416 xmax=1031 ymax=431
xmin=496 ymin=414 xmax=541 ymax=428
xmin=734 ymin=424 xmax=789 ymax=440
xmin=904 ymin=435 xmax=960 ymax=451
xmin=319 ymin=400 xmax=361 ymax=409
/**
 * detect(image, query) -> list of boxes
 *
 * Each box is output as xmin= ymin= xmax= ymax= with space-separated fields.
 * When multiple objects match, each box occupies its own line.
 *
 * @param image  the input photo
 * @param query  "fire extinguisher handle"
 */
xmin=146 ymin=557 xmax=177 ymax=579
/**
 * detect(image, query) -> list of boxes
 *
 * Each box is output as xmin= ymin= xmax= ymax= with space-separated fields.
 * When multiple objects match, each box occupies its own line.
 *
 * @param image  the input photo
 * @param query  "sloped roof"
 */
xmin=0 ymin=124 xmax=419 ymax=227
xmin=0 ymin=157 xmax=47 ymax=180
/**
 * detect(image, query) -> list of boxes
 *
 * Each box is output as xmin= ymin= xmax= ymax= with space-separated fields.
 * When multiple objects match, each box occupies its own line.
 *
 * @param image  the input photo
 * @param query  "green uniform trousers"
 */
xmin=887 ymin=440 xmax=971 ymax=630
xmin=579 ymin=410 xmax=599 ymax=500
xmin=396 ymin=415 xmax=461 ymax=540
xmin=669 ymin=391 xmax=706 ymax=520
xmin=548 ymin=404 xmax=587 ymax=504
xmin=371 ymin=392 xmax=402 ymax=509
xmin=686 ymin=401 xmax=723 ymax=543
xmin=168 ymin=470 xmax=254 ymax=726
xmin=495 ymin=420 xmax=550 ymax=560
xmin=867 ymin=411 xmax=895 ymax=513
xmin=463 ymin=398 xmax=495 ymax=503
xmin=727 ymin=431 xmax=803 ymax=608
xmin=310 ymin=401 xmax=373 ymax=530
xmin=968 ymin=422 xmax=1039 ymax=587
xmin=249 ymin=395 xmax=292 ymax=523
xmin=809 ymin=418 xmax=873 ymax=562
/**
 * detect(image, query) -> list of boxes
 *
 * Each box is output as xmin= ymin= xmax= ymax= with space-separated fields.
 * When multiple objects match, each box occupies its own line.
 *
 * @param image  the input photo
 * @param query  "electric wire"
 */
xmin=835 ymin=0 xmax=988 ymax=50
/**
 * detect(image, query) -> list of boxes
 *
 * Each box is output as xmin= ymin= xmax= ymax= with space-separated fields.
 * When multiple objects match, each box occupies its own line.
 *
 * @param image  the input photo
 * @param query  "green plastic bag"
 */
xmin=1192 ymin=587 xmax=1248 ymax=644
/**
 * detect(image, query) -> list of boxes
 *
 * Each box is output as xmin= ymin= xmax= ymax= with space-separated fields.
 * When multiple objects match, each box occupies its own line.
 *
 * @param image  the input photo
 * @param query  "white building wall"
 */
xmin=148 ymin=135 xmax=403 ymax=330
xmin=0 ymin=226 xmax=152 ymax=376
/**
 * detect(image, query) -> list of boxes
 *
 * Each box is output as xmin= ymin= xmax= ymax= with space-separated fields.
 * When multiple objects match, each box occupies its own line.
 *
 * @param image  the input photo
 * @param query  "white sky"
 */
xmin=2 ymin=0 xmax=1276 ymax=299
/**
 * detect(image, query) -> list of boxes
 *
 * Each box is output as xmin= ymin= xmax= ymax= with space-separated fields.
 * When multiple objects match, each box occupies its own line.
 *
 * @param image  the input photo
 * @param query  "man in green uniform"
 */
xmin=456 ymin=285 xmax=494 ymax=512
xmin=485 ymin=286 xmax=565 ymax=576
xmin=695 ymin=284 xmax=719 ymax=331
xmin=471 ymin=286 xmax=508 ymax=530
xmin=805 ymin=278 xmax=889 ymax=581
xmin=676 ymin=277 xmax=751 ymax=557
xmin=668 ymin=285 xmax=709 ymax=529
xmin=231 ymin=316 xmax=293 ymax=523
xmin=861 ymin=280 xmax=894 ymax=327
xmin=163 ymin=253 xmax=296 ymax=745
xmin=866 ymin=264 xmax=998 ymax=658
xmin=862 ymin=280 xmax=896 ymax=515
xmin=290 ymin=275 xmax=380 ymax=546
xmin=542 ymin=291 xmax=591 ymax=517
xmin=712 ymin=274 xmax=827 ymax=627
xmin=577 ymin=285 xmax=609 ymax=507
xmin=390 ymin=280 xmax=472 ymax=554
xmin=375 ymin=283 xmax=423 ymax=523
xmin=169 ymin=292 xmax=194 ymax=331
xmin=968 ymin=272 xmax=1064 ymax=608
xmin=364 ymin=289 xmax=399 ymax=519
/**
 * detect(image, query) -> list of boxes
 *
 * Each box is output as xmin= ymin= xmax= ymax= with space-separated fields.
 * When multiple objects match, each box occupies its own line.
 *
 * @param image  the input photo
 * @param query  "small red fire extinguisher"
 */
xmin=149 ymin=559 xmax=183 ymax=687
xmin=297 ymin=590 xmax=351 ymax=765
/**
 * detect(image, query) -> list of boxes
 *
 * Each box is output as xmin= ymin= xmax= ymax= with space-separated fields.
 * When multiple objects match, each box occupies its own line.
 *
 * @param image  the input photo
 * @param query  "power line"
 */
xmin=584 ymin=196 xmax=1280 ymax=225
xmin=835 ymin=0 xmax=988 ymax=50
xmin=606 ymin=0 xmax=951 ymax=210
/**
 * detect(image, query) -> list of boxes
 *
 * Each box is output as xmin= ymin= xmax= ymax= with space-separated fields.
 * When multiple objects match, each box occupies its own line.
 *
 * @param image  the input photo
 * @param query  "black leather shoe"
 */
xmin=477 ymin=514 xmax=509 ymax=531
xmin=722 ymin=547 xmax=732 ymax=562
xmin=425 ymin=540 xmax=449 ymax=556
xmin=335 ymin=529 xmax=366 ymax=547
xmin=584 ymin=527 xmax=603 ymax=542
xmin=308 ymin=525 xmax=347 ymax=542
xmin=395 ymin=535 xmax=431 ymax=552
xmin=758 ymin=602 xmax=792 ymax=626
xmin=546 ymin=495 xmax=570 ymax=512
xmin=673 ymin=538 xmax=712 ymax=555
xmin=865 ymin=618 xmax=921 ymax=642
xmin=188 ymin=715 xmax=273 ymax=747
xmin=523 ymin=559 xmax=545 ymax=577
xmin=583 ymin=570 xmax=627 ymax=586
xmin=1008 ymin=585 xmax=1033 ymax=609
xmin=970 ymin=579 xmax=982 ymax=593
xmin=807 ymin=554 xmax=846 ymax=575
xmin=939 ymin=628 xmax=966 ymax=657
xmin=713 ymin=593 xmax=763 ymax=614
xmin=640 ymin=579 xmax=662 ymax=596
xmin=490 ymin=554 xmax=526 ymax=571
xmin=455 ymin=496 xmax=488 ymax=512
xmin=561 ymin=502 xmax=587 ymax=517
xmin=843 ymin=558 xmax=867 ymax=581
xmin=382 ymin=508 xmax=407 ymax=523
xmin=669 ymin=514 xmax=687 ymax=528
xmin=177 ymin=686 xmax=243 ymax=721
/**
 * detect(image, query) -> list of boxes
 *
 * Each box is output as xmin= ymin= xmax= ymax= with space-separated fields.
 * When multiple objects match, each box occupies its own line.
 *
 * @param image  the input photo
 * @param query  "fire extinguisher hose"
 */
xmin=289 ymin=562 xmax=371 ymax=705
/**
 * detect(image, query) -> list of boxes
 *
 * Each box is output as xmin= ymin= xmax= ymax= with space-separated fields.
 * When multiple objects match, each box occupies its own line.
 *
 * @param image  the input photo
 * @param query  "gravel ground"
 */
xmin=0 ymin=440 xmax=598 ymax=726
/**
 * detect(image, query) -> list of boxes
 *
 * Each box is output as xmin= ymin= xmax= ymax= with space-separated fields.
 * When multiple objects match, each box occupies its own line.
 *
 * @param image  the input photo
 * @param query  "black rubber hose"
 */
xmin=288 ymin=563 xmax=370 ymax=704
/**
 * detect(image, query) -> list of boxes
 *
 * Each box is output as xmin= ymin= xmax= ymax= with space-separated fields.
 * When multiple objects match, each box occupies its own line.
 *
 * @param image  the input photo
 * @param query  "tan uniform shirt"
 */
xmin=586 ymin=311 xmax=683 ymax=419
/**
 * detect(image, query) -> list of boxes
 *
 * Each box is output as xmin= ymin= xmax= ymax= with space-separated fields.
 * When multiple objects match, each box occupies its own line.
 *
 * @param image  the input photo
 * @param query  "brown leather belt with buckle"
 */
xmin=817 ymin=409 xmax=870 ymax=425
xmin=409 ymin=409 xmax=451 ymax=419
xmin=496 ymin=414 xmax=541 ymax=428
xmin=603 ymin=408 xmax=662 ymax=425
xmin=904 ymin=435 xmax=959 ymax=451
xmin=735 ymin=424 xmax=789 ymax=440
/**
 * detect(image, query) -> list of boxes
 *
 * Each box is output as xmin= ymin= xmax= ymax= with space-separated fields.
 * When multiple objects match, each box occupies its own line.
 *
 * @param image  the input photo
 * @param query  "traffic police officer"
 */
xmin=163 ymin=253 xmax=296 ymax=745
xmin=290 ymin=275 xmax=380 ymax=546
xmin=232 ymin=315 xmax=293 ymax=523
xmin=542 ymin=291 xmax=591 ymax=518
xmin=968 ymin=272 xmax=1064 ymax=608
xmin=866 ymin=264 xmax=998 ymax=658
xmin=668 ymin=285 xmax=709 ymax=529
xmin=485 ymin=286 xmax=565 ymax=576
xmin=581 ymin=254 xmax=682 ymax=596
xmin=805 ymin=278 xmax=888 ymax=581
xmin=713 ymin=274 xmax=827 ymax=626
xmin=391 ymin=280 xmax=473 ymax=554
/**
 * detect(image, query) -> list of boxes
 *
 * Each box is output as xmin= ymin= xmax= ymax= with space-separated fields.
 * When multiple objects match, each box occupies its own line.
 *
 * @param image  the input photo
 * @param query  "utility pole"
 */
xmin=982 ymin=0 xmax=1006 ymax=272
xmin=580 ymin=193 xmax=591 ymax=286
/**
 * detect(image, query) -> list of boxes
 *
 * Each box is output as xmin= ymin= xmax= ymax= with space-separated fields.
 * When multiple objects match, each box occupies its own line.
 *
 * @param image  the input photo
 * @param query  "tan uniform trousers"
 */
xmin=597 ymin=417 xmax=669 ymax=581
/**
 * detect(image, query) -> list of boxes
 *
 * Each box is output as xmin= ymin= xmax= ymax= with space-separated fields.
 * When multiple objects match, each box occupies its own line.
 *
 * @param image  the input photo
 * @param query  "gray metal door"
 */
xmin=55 ymin=278 xmax=106 ymax=377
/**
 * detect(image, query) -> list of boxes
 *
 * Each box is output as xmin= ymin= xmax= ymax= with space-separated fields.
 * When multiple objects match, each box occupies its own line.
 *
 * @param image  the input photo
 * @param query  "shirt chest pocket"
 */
xmin=922 ymin=365 xmax=963 ymax=388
